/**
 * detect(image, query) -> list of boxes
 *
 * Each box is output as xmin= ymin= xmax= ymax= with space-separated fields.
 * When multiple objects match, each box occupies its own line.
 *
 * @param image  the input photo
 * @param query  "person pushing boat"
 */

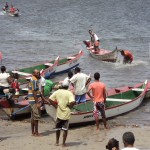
xmin=120 ymin=50 xmax=133 ymax=64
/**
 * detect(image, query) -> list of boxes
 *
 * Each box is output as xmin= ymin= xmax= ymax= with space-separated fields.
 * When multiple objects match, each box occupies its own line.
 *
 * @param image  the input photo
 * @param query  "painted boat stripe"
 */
xmin=132 ymin=88 xmax=144 ymax=92
xmin=67 ymin=56 xmax=76 ymax=59
xmin=44 ymin=63 xmax=54 ymax=66
xmin=106 ymin=98 xmax=131 ymax=102
xmin=12 ymin=71 xmax=31 ymax=76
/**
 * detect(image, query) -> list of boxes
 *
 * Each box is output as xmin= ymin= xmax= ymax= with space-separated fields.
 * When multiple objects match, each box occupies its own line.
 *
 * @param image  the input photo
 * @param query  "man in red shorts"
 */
xmin=87 ymin=72 xmax=108 ymax=130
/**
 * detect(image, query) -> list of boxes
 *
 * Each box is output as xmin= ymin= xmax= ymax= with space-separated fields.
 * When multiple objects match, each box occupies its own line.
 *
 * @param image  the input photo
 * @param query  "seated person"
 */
xmin=94 ymin=40 xmax=100 ymax=54
xmin=9 ymin=5 xmax=16 ymax=14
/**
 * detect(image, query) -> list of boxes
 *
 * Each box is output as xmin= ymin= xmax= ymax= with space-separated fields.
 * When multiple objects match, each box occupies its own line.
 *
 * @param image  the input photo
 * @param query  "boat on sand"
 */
xmin=46 ymin=80 xmax=147 ymax=126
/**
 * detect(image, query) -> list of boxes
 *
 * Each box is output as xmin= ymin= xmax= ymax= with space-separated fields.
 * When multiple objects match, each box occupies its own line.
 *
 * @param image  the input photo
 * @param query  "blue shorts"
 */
xmin=75 ymin=94 xmax=86 ymax=104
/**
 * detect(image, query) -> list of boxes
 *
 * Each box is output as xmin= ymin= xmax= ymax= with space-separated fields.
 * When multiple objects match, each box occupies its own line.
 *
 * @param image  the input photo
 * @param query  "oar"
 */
xmin=0 ymin=52 xmax=2 ymax=65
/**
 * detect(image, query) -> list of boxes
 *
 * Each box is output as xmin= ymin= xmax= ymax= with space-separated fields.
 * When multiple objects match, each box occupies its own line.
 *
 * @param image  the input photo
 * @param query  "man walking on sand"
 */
xmin=87 ymin=72 xmax=108 ymax=130
xmin=48 ymin=82 xmax=75 ymax=147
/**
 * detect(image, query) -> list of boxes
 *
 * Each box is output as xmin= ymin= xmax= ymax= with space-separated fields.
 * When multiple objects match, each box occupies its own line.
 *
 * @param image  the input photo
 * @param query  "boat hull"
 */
xmin=83 ymin=40 xmax=118 ymax=62
xmin=54 ymin=50 xmax=83 ymax=75
xmin=45 ymin=81 xmax=147 ymax=125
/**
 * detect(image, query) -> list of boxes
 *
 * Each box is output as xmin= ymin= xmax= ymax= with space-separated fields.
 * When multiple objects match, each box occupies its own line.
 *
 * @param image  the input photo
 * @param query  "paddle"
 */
xmin=0 ymin=52 xmax=2 ymax=65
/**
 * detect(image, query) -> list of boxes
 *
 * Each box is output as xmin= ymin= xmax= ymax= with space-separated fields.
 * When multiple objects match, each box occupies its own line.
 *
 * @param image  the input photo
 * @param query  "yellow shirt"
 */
xmin=50 ymin=89 xmax=75 ymax=120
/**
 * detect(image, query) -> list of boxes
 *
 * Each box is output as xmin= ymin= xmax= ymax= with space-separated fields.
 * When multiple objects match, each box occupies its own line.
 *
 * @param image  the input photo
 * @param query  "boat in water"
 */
xmin=83 ymin=40 xmax=118 ymax=62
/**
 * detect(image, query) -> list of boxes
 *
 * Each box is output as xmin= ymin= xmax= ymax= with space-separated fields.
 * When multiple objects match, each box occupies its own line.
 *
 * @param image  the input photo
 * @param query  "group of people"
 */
xmin=87 ymin=30 xmax=133 ymax=64
xmin=0 ymin=65 xmax=138 ymax=148
xmin=3 ymin=2 xmax=19 ymax=14
xmin=27 ymin=66 xmax=141 ymax=148
xmin=26 ymin=66 xmax=109 ymax=146
xmin=106 ymin=131 xmax=139 ymax=150
xmin=0 ymin=66 xmax=19 ymax=97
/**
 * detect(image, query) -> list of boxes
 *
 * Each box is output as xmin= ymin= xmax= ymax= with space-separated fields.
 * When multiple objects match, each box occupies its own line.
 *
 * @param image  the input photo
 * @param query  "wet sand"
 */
xmin=0 ymin=116 xmax=150 ymax=150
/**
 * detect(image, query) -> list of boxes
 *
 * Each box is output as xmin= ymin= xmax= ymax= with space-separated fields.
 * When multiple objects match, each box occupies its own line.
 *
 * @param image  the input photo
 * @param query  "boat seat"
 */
xmin=44 ymin=63 xmax=54 ymax=67
xmin=67 ymin=56 xmax=75 ymax=59
xmin=12 ymin=71 xmax=31 ymax=76
xmin=106 ymin=98 xmax=131 ymax=102
xmin=132 ymin=88 xmax=144 ymax=92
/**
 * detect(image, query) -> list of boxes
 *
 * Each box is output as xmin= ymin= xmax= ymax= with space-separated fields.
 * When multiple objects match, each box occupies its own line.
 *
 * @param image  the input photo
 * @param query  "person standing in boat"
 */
xmin=120 ymin=50 xmax=133 ymax=64
xmin=3 ymin=2 xmax=9 ymax=11
xmin=87 ymin=72 xmax=108 ymax=130
xmin=48 ymin=82 xmax=75 ymax=147
xmin=9 ymin=5 xmax=16 ymax=14
xmin=69 ymin=67 xmax=91 ymax=104
xmin=88 ymin=30 xmax=101 ymax=53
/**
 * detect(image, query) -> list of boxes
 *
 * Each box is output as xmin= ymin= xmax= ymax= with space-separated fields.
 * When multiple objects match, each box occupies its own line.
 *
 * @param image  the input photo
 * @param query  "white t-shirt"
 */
xmin=70 ymin=73 xmax=90 ymax=95
xmin=38 ymin=76 xmax=46 ymax=92
xmin=0 ymin=72 xmax=10 ymax=87
xmin=94 ymin=33 xmax=99 ymax=41
xmin=122 ymin=148 xmax=139 ymax=150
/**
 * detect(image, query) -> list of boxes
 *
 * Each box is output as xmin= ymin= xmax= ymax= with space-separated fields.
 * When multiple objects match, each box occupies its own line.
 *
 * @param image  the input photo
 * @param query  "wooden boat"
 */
xmin=11 ymin=56 xmax=59 ymax=84
xmin=2 ymin=8 xmax=20 ymax=17
xmin=53 ymin=50 xmax=83 ymax=75
xmin=0 ymin=94 xmax=30 ymax=118
xmin=83 ymin=40 xmax=118 ymax=62
xmin=11 ymin=50 xmax=83 ymax=84
xmin=45 ymin=80 xmax=147 ymax=125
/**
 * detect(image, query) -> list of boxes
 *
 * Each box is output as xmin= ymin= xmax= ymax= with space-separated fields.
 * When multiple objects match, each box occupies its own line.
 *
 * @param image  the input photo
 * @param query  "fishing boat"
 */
xmin=11 ymin=56 xmax=59 ymax=84
xmin=83 ymin=40 xmax=118 ymax=62
xmin=0 ymin=94 xmax=30 ymax=118
xmin=45 ymin=80 xmax=147 ymax=125
xmin=53 ymin=50 xmax=83 ymax=75
xmin=11 ymin=50 xmax=83 ymax=84
xmin=2 ymin=8 xmax=20 ymax=17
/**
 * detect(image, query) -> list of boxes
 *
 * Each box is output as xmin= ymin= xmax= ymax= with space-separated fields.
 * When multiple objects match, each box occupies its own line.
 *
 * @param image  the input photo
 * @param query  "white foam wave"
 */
xmin=114 ymin=59 xmax=148 ymax=69
xmin=0 ymin=12 xmax=4 ymax=15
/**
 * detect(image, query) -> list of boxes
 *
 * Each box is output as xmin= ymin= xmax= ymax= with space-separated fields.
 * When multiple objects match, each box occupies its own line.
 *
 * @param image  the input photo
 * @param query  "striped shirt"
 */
xmin=28 ymin=75 xmax=41 ymax=103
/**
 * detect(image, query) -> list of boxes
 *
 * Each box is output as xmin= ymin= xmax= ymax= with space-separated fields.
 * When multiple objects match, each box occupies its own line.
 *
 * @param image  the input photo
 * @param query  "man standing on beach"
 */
xmin=28 ymin=69 xmax=46 ymax=136
xmin=69 ymin=67 xmax=91 ymax=103
xmin=87 ymin=72 xmax=108 ymax=130
xmin=48 ymin=82 xmax=75 ymax=147
xmin=122 ymin=131 xmax=139 ymax=150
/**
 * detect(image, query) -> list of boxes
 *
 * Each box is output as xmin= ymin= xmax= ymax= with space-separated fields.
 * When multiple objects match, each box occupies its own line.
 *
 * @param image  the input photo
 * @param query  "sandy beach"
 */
xmin=0 ymin=115 xmax=150 ymax=150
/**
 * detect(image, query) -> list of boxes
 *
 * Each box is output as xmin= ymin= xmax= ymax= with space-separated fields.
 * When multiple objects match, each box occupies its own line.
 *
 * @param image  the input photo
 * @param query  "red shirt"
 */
xmin=124 ymin=50 xmax=133 ymax=61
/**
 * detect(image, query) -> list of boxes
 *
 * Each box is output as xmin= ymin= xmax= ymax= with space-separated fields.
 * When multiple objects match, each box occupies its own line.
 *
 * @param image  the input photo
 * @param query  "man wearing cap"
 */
xmin=49 ymin=82 xmax=75 ymax=147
